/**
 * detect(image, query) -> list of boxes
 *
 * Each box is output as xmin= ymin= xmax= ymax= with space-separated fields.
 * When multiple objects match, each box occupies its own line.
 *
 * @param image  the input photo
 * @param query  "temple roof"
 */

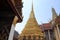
xmin=8 ymin=0 xmax=23 ymax=22
xmin=39 ymin=23 xmax=52 ymax=31
xmin=20 ymin=4 xmax=43 ymax=36
xmin=0 ymin=0 xmax=23 ymax=40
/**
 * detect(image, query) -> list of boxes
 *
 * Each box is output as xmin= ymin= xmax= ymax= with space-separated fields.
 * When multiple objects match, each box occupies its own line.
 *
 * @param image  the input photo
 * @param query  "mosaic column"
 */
xmin=54 ymin=26 xmax=59 ymax=40
xmin=56 ymin=24 xmax=60 ymax=40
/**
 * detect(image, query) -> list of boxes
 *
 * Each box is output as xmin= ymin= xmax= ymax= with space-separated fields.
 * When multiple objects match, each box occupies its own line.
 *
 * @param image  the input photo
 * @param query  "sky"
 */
xmin=15 ymin=0 xmax=60 ymax=34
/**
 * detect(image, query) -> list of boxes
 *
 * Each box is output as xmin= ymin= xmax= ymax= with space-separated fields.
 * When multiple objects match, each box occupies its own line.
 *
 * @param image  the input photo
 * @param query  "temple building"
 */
xmin=39 ymin=8 xmax=60 ymax=40
xmin=18 ymin=4 xmax=44 ymax=40
xmin=0 ymin=0 xmax=23 ymax=40
xmin=39 ymin=23 xmax=54 ymax=40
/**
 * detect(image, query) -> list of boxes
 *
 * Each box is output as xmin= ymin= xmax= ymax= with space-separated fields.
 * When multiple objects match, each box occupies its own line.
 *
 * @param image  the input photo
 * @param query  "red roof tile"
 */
xmin=39 ymin=23 xmax=52 ymax=31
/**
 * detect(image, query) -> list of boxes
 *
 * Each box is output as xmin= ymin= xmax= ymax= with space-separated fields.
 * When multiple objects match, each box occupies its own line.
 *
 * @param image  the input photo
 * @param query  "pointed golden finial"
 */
xmin=32 ymin=0 xmax=33 ymax=11
xmin=32 ymin=1 xmax=33 ymax=11
xmin=30 ymin=0 xmax=35 ymax=18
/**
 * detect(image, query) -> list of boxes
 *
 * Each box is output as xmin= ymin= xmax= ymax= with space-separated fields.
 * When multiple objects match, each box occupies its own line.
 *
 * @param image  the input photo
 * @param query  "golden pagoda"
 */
xmin=18 ymin=4 xmax=44 ymax=40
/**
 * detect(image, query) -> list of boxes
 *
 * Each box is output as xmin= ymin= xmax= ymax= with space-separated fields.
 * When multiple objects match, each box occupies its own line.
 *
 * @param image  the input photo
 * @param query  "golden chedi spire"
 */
xmin=19 ymin=3 xmax=44 ymax=37
xmin=51 ymin=8 xmax=58 ymax=25
xmin=52 ymin=8 xmax=57 ymax=20
xmin=30 ymin=2 xmax=35 ymax=18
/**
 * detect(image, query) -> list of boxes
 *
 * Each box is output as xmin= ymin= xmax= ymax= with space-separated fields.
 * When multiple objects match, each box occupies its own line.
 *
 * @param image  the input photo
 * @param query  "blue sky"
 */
xmin=15 ymin=0 xmax=60 ymax=34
